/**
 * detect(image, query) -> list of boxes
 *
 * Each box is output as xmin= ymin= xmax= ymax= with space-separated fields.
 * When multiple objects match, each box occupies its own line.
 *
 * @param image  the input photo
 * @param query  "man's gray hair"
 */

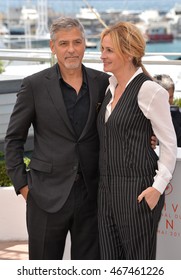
xmin=153 ymin=74 xmax=175 ymax=91
xmin=50 ymin=17 xmax=85 ymax=40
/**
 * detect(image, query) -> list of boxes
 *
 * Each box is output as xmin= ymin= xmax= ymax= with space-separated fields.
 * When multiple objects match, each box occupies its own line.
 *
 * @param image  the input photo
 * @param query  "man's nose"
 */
xmin=67 ymin=43 xmax=75 ymax=52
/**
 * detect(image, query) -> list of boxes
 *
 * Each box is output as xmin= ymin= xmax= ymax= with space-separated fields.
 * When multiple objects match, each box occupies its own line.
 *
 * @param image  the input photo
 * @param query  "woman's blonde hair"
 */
xmin=101 ymin=21 xmax=152 ymax=78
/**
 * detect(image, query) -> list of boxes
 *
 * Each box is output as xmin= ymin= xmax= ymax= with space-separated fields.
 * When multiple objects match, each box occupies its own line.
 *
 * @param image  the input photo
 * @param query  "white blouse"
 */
xmin=105 ymin=68 xmax=177 ymax=194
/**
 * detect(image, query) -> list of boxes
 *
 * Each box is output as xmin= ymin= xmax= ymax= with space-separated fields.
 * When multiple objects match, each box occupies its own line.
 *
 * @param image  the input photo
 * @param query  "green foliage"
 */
xmin=0 ymin=161 xmax=12 ymax=186
xmin=0 ymin=60 xmax=5 ymax=74
xmin=24 ymin=157 xmax=31 ymax=170
xmin=173 ymin=98 xmax=181 ymax=108
xmin=0 ymin=151 xmax=4 ymax=158
xmin=0 ymin=152 xmax=31 ymax=187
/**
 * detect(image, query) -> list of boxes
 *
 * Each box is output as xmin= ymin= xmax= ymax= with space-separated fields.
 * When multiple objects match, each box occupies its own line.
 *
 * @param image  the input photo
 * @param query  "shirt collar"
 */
xmin=56 ymin=63 xmax=87 ymax=86
xmin=109 ymin=67 xmax=143 ymax=97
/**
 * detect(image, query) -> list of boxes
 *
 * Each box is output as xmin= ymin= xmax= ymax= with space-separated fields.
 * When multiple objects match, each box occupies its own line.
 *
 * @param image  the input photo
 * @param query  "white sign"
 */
xmin=156 ymin=150 xmax=181 ymax=260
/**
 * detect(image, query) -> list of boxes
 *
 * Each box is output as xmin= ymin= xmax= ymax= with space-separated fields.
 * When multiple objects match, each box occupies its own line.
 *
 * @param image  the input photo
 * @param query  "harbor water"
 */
xmin=145 ymin=39 xmax=181 ymax=58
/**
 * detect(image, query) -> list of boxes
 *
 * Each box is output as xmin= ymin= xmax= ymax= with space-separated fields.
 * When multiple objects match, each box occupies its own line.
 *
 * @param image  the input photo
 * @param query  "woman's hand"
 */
xmin=137 ymin=187 xmax=161 ymax=210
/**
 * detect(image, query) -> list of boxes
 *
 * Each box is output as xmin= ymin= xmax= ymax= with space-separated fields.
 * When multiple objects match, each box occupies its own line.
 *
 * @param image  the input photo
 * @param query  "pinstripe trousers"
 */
xmin=98 ymin=175 xmax=164 ymax=260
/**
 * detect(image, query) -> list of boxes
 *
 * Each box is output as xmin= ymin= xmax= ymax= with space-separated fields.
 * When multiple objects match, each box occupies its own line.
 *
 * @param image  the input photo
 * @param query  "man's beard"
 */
xmin=65 ymin=61 xmax=80 ymax=69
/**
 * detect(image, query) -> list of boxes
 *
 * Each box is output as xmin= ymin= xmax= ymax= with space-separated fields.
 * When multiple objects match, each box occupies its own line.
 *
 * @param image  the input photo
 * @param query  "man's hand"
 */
xmin=20 ymin=185 xmax=29 ymax=201
xmin=151 ymin=135 xmax=157 ymax=149
xmin=137 ymin=187 xmax=161 ymax=210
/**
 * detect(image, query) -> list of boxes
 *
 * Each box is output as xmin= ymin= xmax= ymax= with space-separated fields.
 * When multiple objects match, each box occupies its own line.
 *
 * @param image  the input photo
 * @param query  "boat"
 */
xmin=76 ymin=6 xmax=105 ymax=35
xmin=2 ymin=33 xmax=97 ymax=49
xmin=166 ymin=3 xmax=181 ymax=24
xmin=166 ymin=3 xmax=181 ymax=39
xmin=19 ymin=6 xmax=39 ymax=23
xmin=85 ymin=39 xmax=97 ymax=49
xmin=0 ymin=2 xmax=50 ymax=49
xmin=1 ymin=33 xmax=50 ymax=49
xmin=0 ymin=23 xmax=9 ymax=35
xmin=139 ymin=9 xmax=162 ymax=24
xmin=1 ymin=4 xmax=98 ymax=50
xmin=145 ymin=26 xmax=174 ymax=43
xmin=0 ymin=23 xmax=8 ymax=48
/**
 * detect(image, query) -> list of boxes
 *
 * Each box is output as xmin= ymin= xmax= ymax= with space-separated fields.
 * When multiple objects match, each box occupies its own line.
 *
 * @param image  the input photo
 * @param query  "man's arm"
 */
xmin=5 ymin=77 xmax=34 ymax=194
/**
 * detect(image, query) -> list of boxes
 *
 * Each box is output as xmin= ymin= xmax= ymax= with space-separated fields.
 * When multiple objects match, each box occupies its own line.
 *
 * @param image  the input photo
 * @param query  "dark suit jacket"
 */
xmin=5 ymin=63 xmax=110 ymax=212
xmin=170 ymin=106 xmax=181 ymax=147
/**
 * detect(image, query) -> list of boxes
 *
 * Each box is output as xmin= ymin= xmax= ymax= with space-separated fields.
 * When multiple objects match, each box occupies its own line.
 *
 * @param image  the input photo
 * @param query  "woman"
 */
xmin=97 ymin=21 xmax=177 ymax=260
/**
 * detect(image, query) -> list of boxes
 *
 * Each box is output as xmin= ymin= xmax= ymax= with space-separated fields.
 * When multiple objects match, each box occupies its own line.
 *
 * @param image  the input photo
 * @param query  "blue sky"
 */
xmin=0 ymin=1 xmax=177 ymax=13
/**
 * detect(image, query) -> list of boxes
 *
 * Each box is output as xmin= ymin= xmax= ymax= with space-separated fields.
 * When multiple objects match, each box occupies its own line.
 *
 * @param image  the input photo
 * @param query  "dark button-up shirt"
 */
xmin=57 ymin=64 xmax=90 ymax=139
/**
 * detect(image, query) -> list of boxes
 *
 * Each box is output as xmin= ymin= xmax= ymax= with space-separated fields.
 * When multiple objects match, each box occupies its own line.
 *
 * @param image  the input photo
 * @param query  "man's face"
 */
xmin=50 ymin=27 xmax=86 ymax=70
xmin=168 ymin=88 xmax=174 ymax=105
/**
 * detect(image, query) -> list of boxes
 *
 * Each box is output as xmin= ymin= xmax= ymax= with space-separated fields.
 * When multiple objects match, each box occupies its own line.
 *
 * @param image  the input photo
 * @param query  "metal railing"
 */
xmin=0 ymin=48 xmax=56 ymax=65
xmin=0 ymin=48 xmax=181 ymax=66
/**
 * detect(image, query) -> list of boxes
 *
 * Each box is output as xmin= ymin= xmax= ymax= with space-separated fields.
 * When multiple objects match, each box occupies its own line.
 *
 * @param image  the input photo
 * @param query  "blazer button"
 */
xmin=73 ymin=166 xmax=78 ymax=171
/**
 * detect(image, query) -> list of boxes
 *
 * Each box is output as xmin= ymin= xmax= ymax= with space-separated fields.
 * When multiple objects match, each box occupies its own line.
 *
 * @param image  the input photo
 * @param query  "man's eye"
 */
xmin=75 ymin=40 xmax=82 ymax=45
xmin=59 ymin=42 xmax=67 ymax=46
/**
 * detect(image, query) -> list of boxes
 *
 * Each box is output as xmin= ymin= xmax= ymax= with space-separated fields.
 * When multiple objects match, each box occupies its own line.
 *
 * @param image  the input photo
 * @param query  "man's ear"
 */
xmin=50 ymin=40 xmax=55 ymax=55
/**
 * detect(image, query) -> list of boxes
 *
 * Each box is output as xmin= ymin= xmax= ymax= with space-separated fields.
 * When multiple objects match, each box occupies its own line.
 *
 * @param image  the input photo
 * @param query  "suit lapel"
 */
xmin=44 ymin=65 xmax=101 ymax=139
xmin=44 ymin=65 xmax=75 ymax=135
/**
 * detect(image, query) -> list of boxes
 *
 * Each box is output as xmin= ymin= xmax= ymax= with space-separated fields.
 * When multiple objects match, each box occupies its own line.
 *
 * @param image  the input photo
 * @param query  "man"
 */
xmin=154 ymin=74 xmax=181 ymax=147
xmin=5 ymin=17 xmax=110 ymax=260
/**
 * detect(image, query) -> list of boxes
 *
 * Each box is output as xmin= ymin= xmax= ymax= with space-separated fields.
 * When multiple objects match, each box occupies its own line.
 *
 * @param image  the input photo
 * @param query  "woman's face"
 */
xmin=100 ymin=34 xmax=124 ymax=75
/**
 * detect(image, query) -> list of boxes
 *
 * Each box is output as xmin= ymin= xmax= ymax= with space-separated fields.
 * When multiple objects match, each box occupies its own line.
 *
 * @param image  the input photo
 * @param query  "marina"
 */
xmin=0 ymin=0 xmax=181 ymax=150
xmin=0 ymin=1 xmax=181 ymax=49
